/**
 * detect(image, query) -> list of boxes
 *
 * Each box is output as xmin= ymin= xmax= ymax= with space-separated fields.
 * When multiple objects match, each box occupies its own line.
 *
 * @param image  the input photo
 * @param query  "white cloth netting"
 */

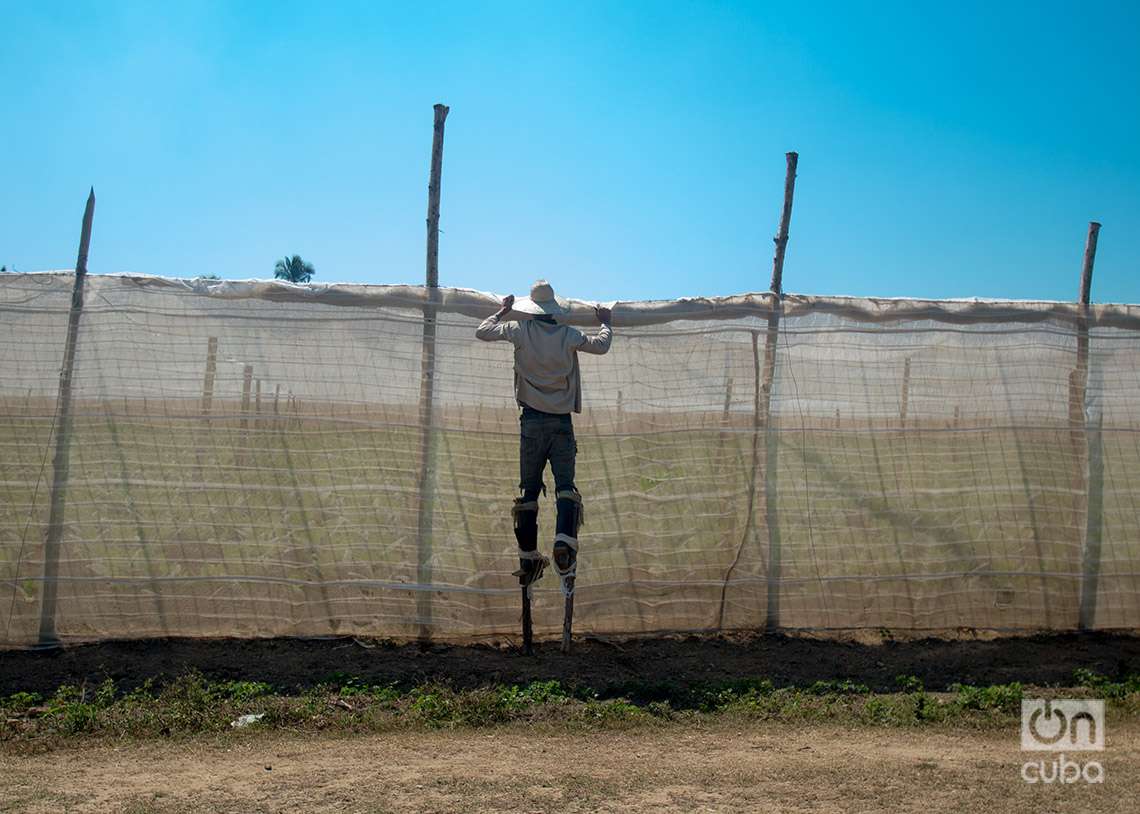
xmin=2 ymin=272 xmax=1138 ymax=646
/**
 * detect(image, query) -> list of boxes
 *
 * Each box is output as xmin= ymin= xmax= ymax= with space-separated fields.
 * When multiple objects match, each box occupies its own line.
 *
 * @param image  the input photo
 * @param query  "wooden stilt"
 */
xmin=521 ymin=586 xmax=534 ymax=655
xmin=561 ymin=588 xmax=574 ymax=654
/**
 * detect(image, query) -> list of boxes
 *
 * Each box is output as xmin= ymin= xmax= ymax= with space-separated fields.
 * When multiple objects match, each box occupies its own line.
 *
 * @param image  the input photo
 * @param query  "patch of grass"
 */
xmin=895 ymin=674 xmax=924 ymax=693
xmin=496 ymin=680 xmax=571 ymax=710
xmin=44 ymin=684 xmax=99 ymax=735
xmin=4 ymin=673 xmax=1134 ymax=751
xmin=1072 ymin=669 xmax=1140 ymax=699
xmin=1 ymin=691 xmax=42 ymax=712
xmin=605 ymin=677 xmax=776 ymax=711
xmin=913 ymin=691 xmax=941 ymax=722
xmin=859 ymin=693 xmax=942 ymax=726
xmin=581 ymin=698 xmax=646 ymax=723
xmin=948 ymin=682 xmax=1023 ymax=713
xmin=805 ymin=679 xmax=870 ymax=696
xmin=213 ymin=680 xmax=273 ymax=704
xmin=404 ymin=680 xmax=578 ymax=727
xmin=337 ymin=677 xmax=402 ymax=704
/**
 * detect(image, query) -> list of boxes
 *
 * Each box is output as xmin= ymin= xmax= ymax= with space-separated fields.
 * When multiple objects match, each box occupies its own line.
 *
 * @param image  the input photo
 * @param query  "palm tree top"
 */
xmin=274 ymin=254 xmax=315 ymax=284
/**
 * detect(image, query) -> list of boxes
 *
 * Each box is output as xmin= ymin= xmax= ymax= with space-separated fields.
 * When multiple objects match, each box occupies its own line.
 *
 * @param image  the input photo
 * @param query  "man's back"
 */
xmin=476 ymin=313 xmax=612 ymax=414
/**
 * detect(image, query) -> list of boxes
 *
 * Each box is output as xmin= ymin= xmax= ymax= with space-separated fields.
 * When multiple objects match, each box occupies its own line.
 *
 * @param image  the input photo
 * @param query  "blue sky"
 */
xmin=2 ymin=1 xmax=1138 ymax=303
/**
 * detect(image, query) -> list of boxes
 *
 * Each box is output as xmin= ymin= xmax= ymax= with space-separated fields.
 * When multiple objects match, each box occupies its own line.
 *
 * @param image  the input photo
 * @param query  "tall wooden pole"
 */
xmin=1078 ymin=222 xmax=1100 ymax=306
xmin=425 ymin=103 xmax=449 ymax=288
xmin=38 ymin=188 xmax=95 ymax=646
xmin=763 ymin=154 xmax=797 ymax=631
xmin=1073 ymin=223 xmax=1100 ymax=439
xmin=415 ymin=104 xmax=449 ymax=641
xmin=1077 ymin=221 xmax=1103 ymax=630
xmin=769 ymin=152 xmax=799 ymax=296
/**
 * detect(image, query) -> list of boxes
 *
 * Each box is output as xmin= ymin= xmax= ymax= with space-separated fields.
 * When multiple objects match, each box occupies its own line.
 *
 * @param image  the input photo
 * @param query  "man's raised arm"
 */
xmin=476 ymin=294 xmax=519 ymax=343
xmin=578 ymin=306 xmax=613 ymax=355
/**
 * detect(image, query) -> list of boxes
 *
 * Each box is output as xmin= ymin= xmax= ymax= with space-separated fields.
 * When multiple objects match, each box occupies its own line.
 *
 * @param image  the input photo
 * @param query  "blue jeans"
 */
xmin=518 ymin=405 xmax=576 ymax=499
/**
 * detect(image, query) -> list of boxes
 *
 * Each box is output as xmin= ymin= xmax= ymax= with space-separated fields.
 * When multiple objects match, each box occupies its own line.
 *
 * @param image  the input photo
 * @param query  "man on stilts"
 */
xmin=476 ymin=281 xmax=613 ymax=652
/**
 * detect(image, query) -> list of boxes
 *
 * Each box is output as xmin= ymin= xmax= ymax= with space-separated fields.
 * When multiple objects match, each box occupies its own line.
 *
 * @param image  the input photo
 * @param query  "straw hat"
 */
xmin=513 ymin=279 xmax=571 ymax=316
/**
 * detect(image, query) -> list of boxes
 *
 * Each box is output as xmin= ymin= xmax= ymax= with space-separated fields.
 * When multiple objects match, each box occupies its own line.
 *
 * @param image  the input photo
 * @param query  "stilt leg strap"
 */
xmin=553 ymin=533 xmax=579 ymax=552
xmin=511 ymin=499 xmax=539 ymax=516
xmin=555 ymin=488 xmax=584 ymax=526
xmin=513 ymin=549 xmax=550 ymax=597
xmin=552 ymin=535 xmax=578 ymax=598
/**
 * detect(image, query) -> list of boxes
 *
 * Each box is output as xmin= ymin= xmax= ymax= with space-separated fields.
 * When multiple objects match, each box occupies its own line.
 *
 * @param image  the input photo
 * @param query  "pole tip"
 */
xmin=88 ymin=186 xmax=95 ymax=200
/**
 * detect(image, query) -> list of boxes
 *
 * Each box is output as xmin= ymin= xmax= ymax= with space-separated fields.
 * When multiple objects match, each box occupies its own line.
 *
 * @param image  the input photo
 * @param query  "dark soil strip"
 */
xmin=3 ymin=632 xmax=1138 ymax=697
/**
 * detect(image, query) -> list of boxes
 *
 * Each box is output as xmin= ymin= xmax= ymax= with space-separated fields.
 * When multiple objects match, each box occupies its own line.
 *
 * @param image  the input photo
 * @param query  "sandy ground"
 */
xmin=3 ymin=721 xmax=1137 ymax=813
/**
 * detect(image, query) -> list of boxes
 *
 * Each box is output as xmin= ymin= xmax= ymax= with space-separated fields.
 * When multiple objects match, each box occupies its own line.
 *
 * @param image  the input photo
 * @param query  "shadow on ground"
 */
xmin=2 ymin=632 xmax=1138 ymax=696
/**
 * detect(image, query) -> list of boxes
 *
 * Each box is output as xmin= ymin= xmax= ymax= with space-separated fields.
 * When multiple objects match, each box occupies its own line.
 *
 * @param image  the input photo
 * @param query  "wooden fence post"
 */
xmin=201 ymin=337 xmax=218 ymax=418
xmin=1077 ymin=221 xmax=1103 ymax=630
xmin=37 ymin=188 xmax=95 ymax=647
xmin=720 ymin=154 xmax=799 ymax=632
xmin=900 ymin=357 xmax=912 ymax=429
xmin=241 ymin=365 xmax=253 ymax=431
xmin=415 ymin=103 xmax=449 ymax=640
xmin=764 ymin=152 xmax=797 ymax=632
xmin=1079 ymin=222 xmax=1100 ymax=306
xmin=769 ymin=152 xmax=798 ymax=296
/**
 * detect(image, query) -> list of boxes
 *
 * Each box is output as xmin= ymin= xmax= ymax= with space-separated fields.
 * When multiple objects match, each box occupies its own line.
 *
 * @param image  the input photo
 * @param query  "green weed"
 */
xmin=949 ymin=682 xmax=1023 ymax=713
xmin=895 ymin=674 xmax=924 ymax=693
xmin=1072 ymin=669 xmax=1140 ymax=699
xmin=213 ymin=680 xmax=273 ymax=703
xmin=582 ymin=699 xmax=646 ymax=722
xmin=806 ymin=679 xmax=870 ymax=696
xmin=338 ymin=678 xmax=401 ymax=704
xmin=1 ymin=691 xmax=42 ymax=712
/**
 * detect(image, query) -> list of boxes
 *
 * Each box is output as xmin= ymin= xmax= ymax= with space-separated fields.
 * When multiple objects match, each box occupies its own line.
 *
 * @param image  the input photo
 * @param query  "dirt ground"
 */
xmin=2 ymin=720 xmax=1136 ymax=813
xmin=3 ymin=631 xmax=1139 ymax=697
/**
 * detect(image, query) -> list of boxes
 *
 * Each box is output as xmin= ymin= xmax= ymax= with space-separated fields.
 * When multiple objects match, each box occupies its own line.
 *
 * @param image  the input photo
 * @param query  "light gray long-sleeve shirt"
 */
xmin=476 ymin=314 xmax=612 ymax=414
